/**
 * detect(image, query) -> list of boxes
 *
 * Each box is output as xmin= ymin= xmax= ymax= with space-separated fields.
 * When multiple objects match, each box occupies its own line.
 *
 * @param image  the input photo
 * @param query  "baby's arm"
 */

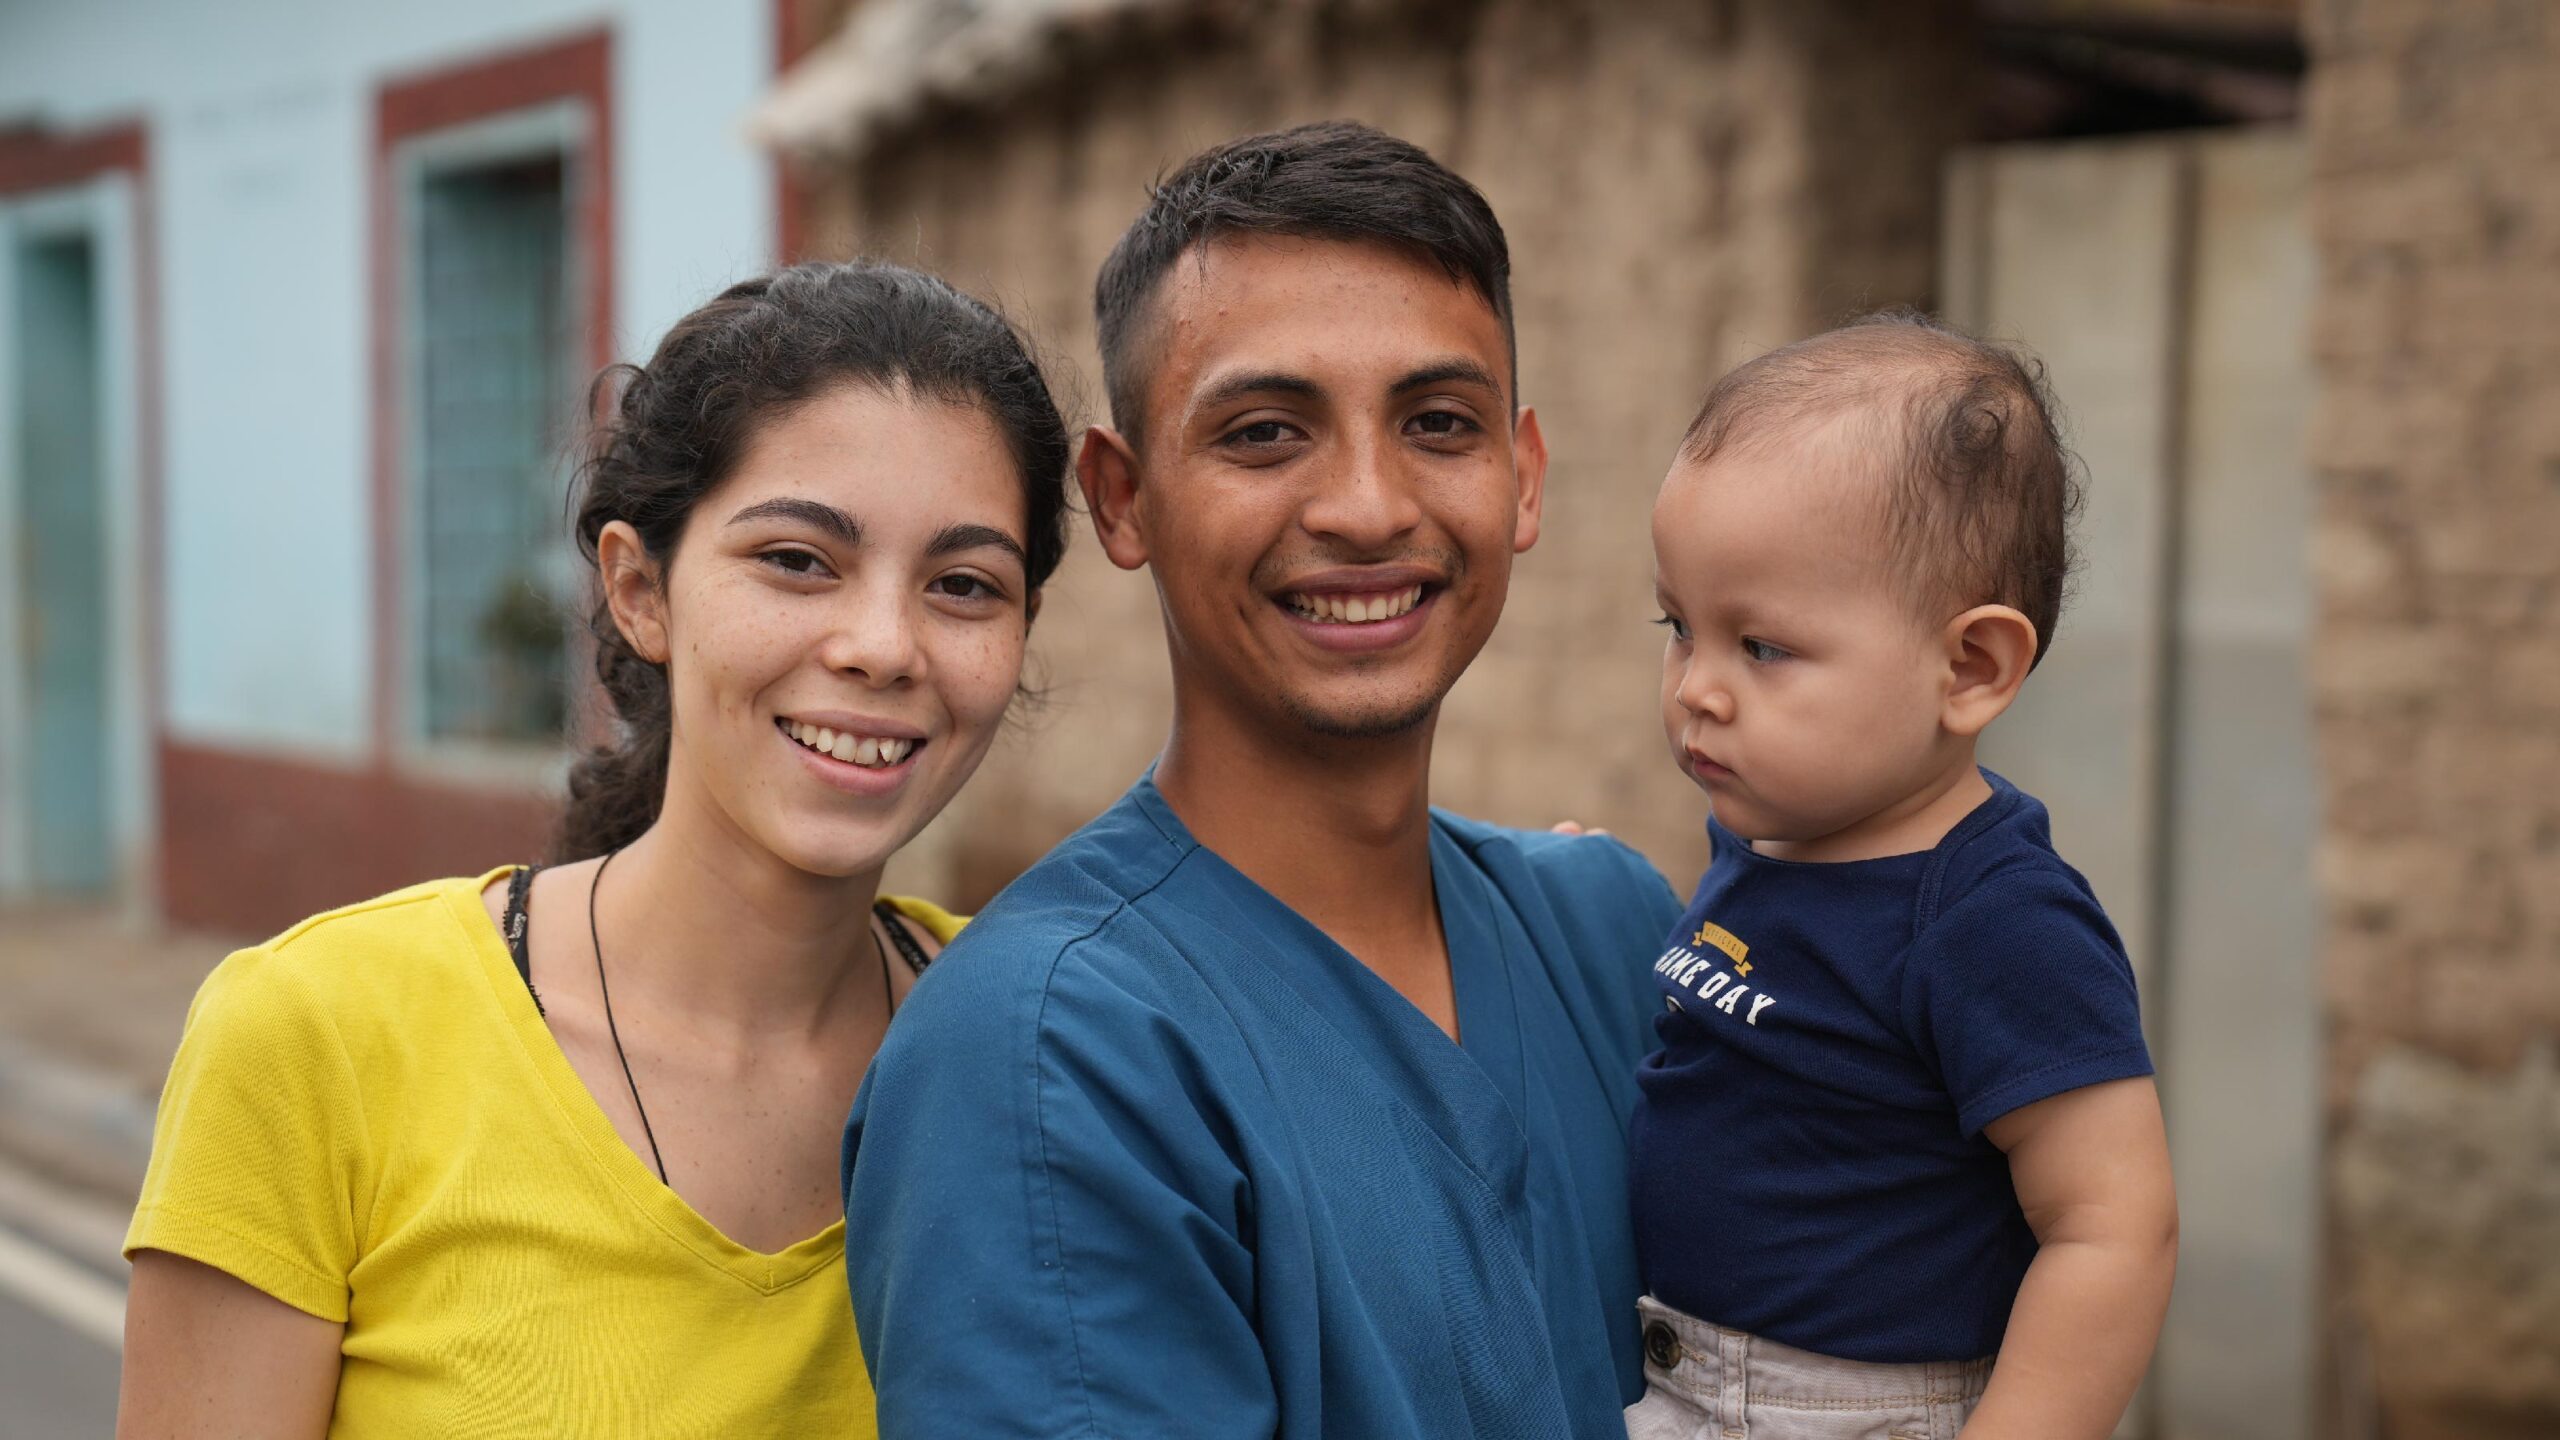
xmin=1963 ymin=1076 xmax=2178 ymax=1439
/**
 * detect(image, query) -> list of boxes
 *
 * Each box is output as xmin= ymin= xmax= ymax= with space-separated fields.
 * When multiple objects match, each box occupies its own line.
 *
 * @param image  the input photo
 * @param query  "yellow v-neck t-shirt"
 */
xmin=126 ymin=869 xmax=963 ymax=1438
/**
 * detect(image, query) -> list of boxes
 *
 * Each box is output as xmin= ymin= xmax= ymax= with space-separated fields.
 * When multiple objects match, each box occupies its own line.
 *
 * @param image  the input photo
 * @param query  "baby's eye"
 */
xmin=1652 ymin=614 xmax=1690 ymax=643
xmin=1741 ymin=637 xmax=1790 ymax=664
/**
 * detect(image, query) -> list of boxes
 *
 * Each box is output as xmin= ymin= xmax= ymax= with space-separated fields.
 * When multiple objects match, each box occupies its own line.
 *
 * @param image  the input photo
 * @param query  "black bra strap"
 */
xmin=504 ymin=864 xmax=545 ymax=1016
xmin=875 ymin=900 xmax=933 ymax=976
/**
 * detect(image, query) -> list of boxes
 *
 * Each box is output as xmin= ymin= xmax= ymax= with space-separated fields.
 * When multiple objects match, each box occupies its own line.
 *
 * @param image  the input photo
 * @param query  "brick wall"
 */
xmin=2305 ymin=1 xmax=2560 ymax=1434
xmin=815 ymin=0 xmax=1973 ymax=905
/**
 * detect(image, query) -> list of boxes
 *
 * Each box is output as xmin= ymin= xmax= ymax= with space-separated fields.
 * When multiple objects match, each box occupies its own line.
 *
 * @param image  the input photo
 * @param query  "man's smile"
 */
xmin=1282 ymin=584 xmax=1424 ymax=624
xmin=1268 ymin=564 xmax=1448 ymax=651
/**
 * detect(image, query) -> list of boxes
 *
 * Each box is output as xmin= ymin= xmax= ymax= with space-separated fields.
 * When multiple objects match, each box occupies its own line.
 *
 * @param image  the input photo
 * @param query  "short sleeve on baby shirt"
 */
xmin=1902 ymin=864 xmax=2154 ymax=1139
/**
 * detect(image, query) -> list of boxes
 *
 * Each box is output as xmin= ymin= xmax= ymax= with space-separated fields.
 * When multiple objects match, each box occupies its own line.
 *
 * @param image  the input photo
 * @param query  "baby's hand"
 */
xmin=1548 ymin=820 xmax=1614 ymax=839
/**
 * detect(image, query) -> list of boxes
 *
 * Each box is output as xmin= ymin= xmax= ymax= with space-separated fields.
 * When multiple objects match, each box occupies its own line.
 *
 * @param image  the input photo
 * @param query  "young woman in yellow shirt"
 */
xmin=114 ymin=262 xmax=1072 ymax=1437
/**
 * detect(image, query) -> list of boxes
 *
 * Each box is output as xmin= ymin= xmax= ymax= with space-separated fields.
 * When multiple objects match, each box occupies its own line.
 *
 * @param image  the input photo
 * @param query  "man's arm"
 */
xmin=846 ymin=937 xmax=1274 ymax=1439
xmin=1963 ymin=1077 xmax=2178 ymax=1439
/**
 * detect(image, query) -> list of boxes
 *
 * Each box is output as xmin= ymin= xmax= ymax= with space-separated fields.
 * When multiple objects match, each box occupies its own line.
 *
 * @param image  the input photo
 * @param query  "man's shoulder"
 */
xmin=1434 ymin=810 xmax=1675 ymax=907
xmin=934 ymin=784 xmax=1184 ymax=958
xmin=889 ymin=803 xmax=1217 ymax=1054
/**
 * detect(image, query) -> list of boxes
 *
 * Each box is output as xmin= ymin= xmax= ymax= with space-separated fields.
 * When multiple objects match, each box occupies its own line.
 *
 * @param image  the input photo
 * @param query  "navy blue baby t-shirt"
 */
xmin=1629 ymin=770 xmax=2152 ymax=1364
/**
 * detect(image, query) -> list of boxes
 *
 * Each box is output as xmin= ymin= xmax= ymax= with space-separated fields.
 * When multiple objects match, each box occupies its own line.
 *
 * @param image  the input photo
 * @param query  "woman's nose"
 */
xmin=821 ymin=587 xmax=922 ymax=686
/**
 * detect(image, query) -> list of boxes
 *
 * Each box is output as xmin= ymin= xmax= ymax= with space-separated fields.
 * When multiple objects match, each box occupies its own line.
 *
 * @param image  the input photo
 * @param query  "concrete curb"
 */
xmin=0 ymin=1039 xmax=155 ymax=1203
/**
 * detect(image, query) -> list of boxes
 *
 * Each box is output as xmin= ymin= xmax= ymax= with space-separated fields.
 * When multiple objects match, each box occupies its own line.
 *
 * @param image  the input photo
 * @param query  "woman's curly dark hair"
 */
xmin=553 ymin=261 xmax=1072 ymax=862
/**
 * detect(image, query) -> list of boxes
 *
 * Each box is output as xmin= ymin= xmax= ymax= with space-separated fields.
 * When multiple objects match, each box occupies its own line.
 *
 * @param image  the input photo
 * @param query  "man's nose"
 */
xmin=1299 ymin=433 xmax=1424 ymax=551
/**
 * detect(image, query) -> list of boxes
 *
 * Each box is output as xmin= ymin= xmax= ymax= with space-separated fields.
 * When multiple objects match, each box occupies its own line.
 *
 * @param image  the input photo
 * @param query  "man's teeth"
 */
xmin=782 ymin=720 xmax=915 ymax=768
xmin=1286 ymin=585 xmax=1425 ymax=624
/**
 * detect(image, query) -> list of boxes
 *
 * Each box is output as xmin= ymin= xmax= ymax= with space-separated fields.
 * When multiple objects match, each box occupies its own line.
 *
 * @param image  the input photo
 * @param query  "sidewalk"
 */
xmin=0 ymin=907 xmax=239 ymax=1203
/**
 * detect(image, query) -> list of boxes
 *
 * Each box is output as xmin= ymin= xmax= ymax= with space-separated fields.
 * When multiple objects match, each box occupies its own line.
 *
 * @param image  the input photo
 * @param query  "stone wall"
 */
xmin=2304 ymin=1 xmax=2560 ymax=1434
xmin=811 ymin=0 xmax=1974 ymax=905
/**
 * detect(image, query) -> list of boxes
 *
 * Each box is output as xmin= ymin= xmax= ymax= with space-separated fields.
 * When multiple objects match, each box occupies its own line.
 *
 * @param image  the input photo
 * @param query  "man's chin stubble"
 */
xmin=1278 ymin=691 xmax=1442 ymax=741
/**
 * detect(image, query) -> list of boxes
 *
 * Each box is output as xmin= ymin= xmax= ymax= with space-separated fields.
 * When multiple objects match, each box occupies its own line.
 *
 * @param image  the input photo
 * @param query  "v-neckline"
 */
xmin=1129 ymin=780 xmax=1537 ymax=1166
xmin=446 ymin=870 xmax=844 ymax=1293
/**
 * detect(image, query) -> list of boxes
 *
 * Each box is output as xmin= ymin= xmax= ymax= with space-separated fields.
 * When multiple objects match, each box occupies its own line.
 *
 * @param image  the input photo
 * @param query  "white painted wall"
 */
xmin=0 ymin=0 xmax=774 ymax=757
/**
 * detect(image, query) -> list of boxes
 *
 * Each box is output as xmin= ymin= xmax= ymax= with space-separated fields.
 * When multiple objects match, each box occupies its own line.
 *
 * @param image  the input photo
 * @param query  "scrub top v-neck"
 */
xmin=847 ymin=775 xmax=1682 ymax=1439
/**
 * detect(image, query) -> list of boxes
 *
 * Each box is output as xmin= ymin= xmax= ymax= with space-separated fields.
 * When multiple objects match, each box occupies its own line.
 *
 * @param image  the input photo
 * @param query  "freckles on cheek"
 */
xmin=946 ymin=632 xmax=1028 ymax=723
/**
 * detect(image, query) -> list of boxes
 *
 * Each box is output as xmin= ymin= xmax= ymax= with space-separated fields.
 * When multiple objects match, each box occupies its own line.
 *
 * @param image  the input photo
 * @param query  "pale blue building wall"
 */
xmin=0 ymin=0 xmax=775 ymax=758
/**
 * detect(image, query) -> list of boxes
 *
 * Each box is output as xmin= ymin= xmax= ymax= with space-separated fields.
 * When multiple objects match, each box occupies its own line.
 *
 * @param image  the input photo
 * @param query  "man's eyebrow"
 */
xmin=727 ymin=497 xmax=860 ymax=543
xmin=926 ymin=522 xmax=1027 ymax=567
xmin=1390 ymin=359 xmax=1504 ymax=399
xmin=1192 ymin=369 xmax=1324 ymax=415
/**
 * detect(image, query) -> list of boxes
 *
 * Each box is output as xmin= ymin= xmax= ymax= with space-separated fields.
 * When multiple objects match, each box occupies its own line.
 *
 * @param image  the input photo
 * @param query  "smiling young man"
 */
xmin=842 ymin=122 xmax=1680 ymax=1439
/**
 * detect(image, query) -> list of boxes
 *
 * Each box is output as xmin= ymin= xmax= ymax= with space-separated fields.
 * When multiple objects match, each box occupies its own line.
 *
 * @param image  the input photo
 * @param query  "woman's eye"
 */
xmin=760 ymin=548 xmax=828 ymax=577
xmin=1741 ymin=637 xmax=1790 ymax=663
xmin=931 ymin=574 xmax=998 ymax=601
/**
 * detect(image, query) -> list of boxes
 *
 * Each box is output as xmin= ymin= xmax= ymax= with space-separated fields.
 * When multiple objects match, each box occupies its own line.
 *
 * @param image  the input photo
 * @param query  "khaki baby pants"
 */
xmin=1624 ymin=1295 xmax=1993 ymax=1440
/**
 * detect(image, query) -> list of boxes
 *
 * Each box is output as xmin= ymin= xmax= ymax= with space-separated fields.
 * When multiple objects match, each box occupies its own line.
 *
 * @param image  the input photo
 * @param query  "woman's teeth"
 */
xmin=1286 ymin=585 xmax=1424 ymax=625
xmin=781 ymin=720 xmax=915 ymax=768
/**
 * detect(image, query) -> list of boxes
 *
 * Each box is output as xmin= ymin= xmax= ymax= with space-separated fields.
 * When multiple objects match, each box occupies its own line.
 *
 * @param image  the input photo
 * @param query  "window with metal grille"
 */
xmin=408 ymin=147 xmax=574 ymax=745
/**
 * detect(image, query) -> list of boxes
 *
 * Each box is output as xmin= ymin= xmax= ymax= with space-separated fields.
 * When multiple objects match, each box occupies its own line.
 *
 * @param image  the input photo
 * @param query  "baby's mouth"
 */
xmin=777 ymin=717 xmax=919 ymax=769
xmin=1279 ymin=584 xmax=1428 ymax=625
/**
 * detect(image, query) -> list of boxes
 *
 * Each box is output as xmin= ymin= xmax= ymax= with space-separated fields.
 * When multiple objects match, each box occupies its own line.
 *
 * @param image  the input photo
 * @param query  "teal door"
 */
xmin=12 ymin=231 xmax=111 ymax=893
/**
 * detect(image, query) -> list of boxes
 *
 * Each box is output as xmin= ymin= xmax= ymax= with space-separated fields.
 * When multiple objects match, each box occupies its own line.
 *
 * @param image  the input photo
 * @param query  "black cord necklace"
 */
xmin=585 ymin=848 xmax=900 ymax=1188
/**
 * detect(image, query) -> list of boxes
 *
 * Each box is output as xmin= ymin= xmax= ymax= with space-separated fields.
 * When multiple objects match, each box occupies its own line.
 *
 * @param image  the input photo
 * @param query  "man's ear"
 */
xmin=1077 ymin=425 xmax=1150 ymax=572
xmin=1511 ymin=405 xmax=1549 ymax=555
xmin=598 ymin=521 xmax=670 ymax=664
xmin=1941 ymin=603 xmax=2038 ymax=737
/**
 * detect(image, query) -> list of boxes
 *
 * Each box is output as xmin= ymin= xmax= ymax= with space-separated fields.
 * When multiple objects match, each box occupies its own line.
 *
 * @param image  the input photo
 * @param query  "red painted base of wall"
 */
xmin=159 ymin=742 xmax=555 ymax=938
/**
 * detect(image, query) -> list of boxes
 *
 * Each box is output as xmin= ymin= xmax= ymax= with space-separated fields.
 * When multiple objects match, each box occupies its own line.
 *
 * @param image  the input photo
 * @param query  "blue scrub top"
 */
xmin=845 ymin=774 xmax=1680 ymax=1438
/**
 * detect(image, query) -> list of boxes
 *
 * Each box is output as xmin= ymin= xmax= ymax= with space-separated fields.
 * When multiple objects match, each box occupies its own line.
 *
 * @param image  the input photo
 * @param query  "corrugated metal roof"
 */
xmin=750 ymin=0 xmax=1190 ymax=161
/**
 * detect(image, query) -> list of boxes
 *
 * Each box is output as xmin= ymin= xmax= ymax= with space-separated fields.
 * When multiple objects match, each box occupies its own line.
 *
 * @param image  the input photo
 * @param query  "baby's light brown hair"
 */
xmin=1680 ymin=309 xmax=2083 ymax=670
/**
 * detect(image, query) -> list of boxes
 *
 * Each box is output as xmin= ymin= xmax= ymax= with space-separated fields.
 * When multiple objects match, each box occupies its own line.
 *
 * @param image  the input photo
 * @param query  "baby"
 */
xmin=1626 ymin=312 xmax=2177 ymax=1440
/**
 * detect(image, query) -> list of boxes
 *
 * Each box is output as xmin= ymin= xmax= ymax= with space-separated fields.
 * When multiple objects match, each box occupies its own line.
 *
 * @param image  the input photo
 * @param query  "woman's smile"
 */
xmin=774 ymin=713 xmax=928 ymax=797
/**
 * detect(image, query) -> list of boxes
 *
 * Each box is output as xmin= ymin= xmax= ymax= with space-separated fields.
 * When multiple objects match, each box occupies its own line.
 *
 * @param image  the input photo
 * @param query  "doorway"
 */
xmin=1944 ymin=129 xmax=2322 ymax=1440
xmin=0 ymin=177 xmax=148 ymax=904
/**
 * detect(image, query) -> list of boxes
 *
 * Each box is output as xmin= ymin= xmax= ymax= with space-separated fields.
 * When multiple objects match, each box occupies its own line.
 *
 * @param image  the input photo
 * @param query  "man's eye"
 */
xmin=1741 ymin=637 xmax=1790 ymax=663
xmin=1411 ymin=410 xmax=1475 ymax=437
xmin=1231 ymin=421 xmax=1292 ymax=445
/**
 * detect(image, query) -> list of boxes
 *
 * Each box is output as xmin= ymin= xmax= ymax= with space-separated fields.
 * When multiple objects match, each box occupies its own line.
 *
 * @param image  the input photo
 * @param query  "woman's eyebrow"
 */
xmin=727 ymin=497 xmax=860 ymax=543
xmin=926 ymin=522 xmax=1028 ymax=566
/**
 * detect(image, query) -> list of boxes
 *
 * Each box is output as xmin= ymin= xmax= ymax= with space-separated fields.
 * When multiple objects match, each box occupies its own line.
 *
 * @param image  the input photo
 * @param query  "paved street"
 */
xmin=0 ymin=1151 xmax=133 ymax=1437
xmin=0 ymin=1274 xmax=120 ymax=1437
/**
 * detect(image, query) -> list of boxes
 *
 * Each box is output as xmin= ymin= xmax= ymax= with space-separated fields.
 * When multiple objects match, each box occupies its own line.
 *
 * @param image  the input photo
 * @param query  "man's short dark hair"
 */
xmin=1093 ymin=120 xmax=1514 ymax=440
xmin=1681 ymin=309 xmax=2084 ymax=668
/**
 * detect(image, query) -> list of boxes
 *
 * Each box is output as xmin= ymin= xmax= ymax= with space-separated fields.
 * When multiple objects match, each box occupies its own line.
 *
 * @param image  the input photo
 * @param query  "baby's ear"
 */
xmin=1940 ymin=604 xmax=2037 ymax=737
